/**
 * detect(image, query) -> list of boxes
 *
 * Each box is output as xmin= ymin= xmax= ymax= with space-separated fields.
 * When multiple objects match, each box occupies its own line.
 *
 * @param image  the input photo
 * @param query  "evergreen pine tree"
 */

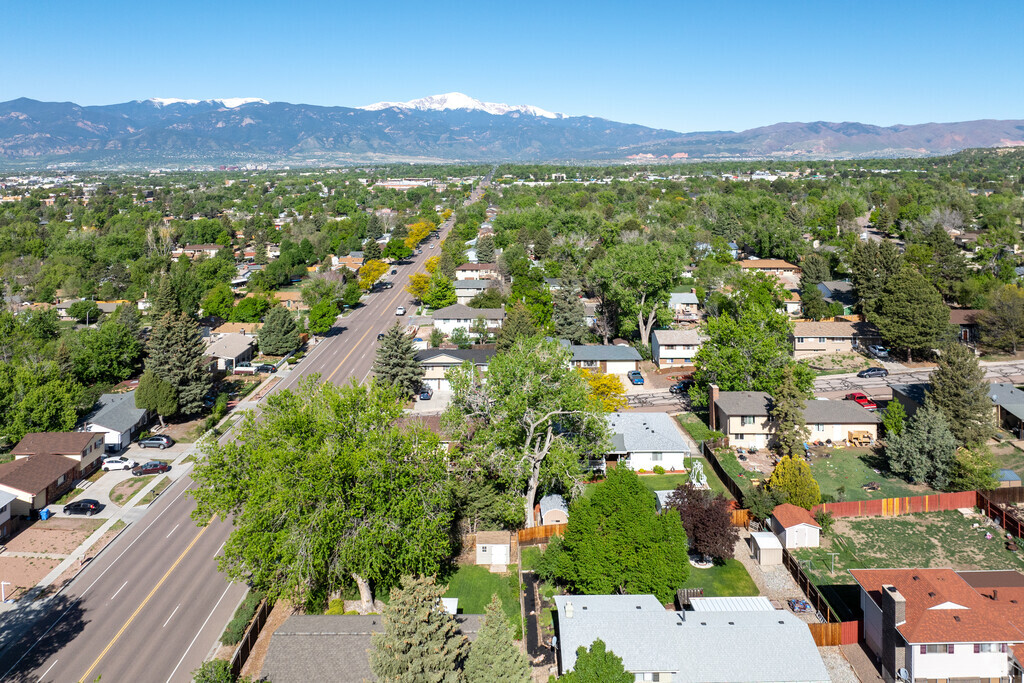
xmin=258 ymin=307 xmax=300 ymax=356
xmin=799 ymin=253 xmax=831 ymax=287
xmin=551 ymin=288 xmax=588 ymax=343
xmin=886 ymin=401 xmax=957 ymax=489
xmin=770 ymin=364 xmax=808 ymax=457
xmin=364 ymin=238 xmax=382 ymax=261
xmin=369 ymin=575 xmax=468 ymax=683
xmin=145 ymin=312 xmax=210 ymax=416
xmin=254 ymin=241 xmax=269 ymax=266
xmin=927 ymin=343 xmax=992 ymax=446
xmin=373 ymin=323 xmax=426 ymax=396
xmin=367 ymin=212 xmax=385 ymax=240
xmin=873 ymin=264 xmax=951 ymax=361
xmin=464 ymin=595 xmax=529 ymax=683
xmin=392 ymin=223 xmax=408 ymax=241
xmin=136 ymin=369 xmax=178 ymax=427
xmin=475 ymin=235 xmax=496 ymax=264
xmin=150 ymin=274 xmax=179 ymax=318
xmin=496 ymin=302 xmax=536 ymax=353
xmin=800 ymin=285 xmax=830 ymax=320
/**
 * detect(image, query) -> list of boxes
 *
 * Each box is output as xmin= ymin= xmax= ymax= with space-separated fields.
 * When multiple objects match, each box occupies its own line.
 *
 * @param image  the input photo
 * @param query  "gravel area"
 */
xmin=819 ymin=646 xmax=859 ymax=683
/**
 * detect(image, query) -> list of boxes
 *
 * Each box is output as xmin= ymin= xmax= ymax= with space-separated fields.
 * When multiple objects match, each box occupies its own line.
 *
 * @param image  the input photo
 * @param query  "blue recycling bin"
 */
xmin=39 ymin=508 xmax=50 ymax=521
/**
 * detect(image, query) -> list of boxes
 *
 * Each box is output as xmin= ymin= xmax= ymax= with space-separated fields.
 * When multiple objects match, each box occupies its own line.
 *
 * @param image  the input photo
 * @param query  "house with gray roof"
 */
xmin=261 ymin=613 xmax=482 ymax=683
xmin=668 ymin=291 xmax=701 ymax=322
xmin=565 ymin=343 xmax=641 ymax=374
xmin=431 ymin=304 xmax=505 ymax=335
xmin=816 ymin=280 xmax=857 ymax=314
xmin=415 ymin=347 xmax=497 ymax=392
xmin=792 ymin=320 xmax=881 ymax=359
xmin=893 ymin=381 xmax=1012 ymax=437
xmin=453 ymin=279 xmax=496 ymax=305
xmin=553 ymin=594 xmax=830 ymax=682
xmin=79 ymin=390 xmax=150 ymax=452
xmin=651 ymin=328 xmax=706 ymax=368
xmin=710 ymin=387 xmax=879 ymax=450
xmin=605 ymin=412 xmax=692 ymax=471
xmin=205 ymin=332 xmax=256 ymax=371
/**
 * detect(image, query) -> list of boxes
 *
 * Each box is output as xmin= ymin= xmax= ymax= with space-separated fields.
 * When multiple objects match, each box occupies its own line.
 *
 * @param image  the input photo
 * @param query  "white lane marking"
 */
xmin=215 ymin=541 xmax=225 ymax=557
xmin=163 ymin=603 xmax=181 ymax=628
xmin=38 ymin=658 xmax=58 ymax=680
xmin=110 ymin=580 xmax=128 ymax=601
xmin=166 ymin=524 xmax=179 ymax=539
xmin=164 ymin=583 xmax=234 ymax=683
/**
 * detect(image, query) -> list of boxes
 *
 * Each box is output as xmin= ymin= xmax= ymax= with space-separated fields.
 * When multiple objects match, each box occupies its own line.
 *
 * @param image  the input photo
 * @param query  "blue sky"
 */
xmin=3 ymin=0 xmax=1022 ymax=132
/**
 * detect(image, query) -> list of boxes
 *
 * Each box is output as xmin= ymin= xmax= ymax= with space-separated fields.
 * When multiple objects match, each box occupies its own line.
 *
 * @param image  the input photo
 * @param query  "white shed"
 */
xmin=475 ymin=531 xmax=511 ymax=568
xmin=749 ymin=531 xmax=783 ymax=565
xmin=771 ymin=503 xmax=821 ymax=549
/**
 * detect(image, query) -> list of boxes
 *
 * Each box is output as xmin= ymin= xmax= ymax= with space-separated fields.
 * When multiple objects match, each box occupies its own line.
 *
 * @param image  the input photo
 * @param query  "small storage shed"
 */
xmin=749 ymin=531 xmax=783 ymax=565
xmin=998 ymin=468 xmax=1022 ymax=488
xmin=771 ymin=503 xmax=821 ymax=549
xmin=475 ymin=531 xmax=511 ymax=568
xmin=538 ymin=494 xmax=569 ymax=525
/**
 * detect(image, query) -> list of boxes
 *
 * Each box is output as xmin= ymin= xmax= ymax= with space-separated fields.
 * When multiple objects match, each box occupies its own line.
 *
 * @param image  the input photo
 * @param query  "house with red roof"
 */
xmin=851 ymin=568 xmax=1024 ymax=682
xmin=770 ymin=503 xmax=820 ymax=548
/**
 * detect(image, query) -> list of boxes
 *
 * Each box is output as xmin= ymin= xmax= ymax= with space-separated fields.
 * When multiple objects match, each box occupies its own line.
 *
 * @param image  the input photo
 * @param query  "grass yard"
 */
xmin=991 ymin=438 xmax=1024 ymax=476
xmin=794 ymin=511 xmax=1024 ymax=587
xmin=809 ymin=448 xmax=929 ymax=502
xmin=637 ymin=460 xmax=729 ymax=498
xmin=711 ymin=449 xmax=756 ymax=499
xmin=135 ymin=476 xmax=172 ymax=506
xmin=109 ymin=475 xmax=154 ymax=506
xmin=679 ymin=559 xmax=759 ymax=597
xmin=442 ymin=564 xmax=521 ymax=637
xmin=676 ymin=414 xmax=724 ymax=443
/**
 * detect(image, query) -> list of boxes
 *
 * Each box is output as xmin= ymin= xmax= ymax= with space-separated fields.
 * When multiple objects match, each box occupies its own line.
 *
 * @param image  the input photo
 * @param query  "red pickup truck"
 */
xmin=844 ymin=392 xmax=877 ymax=411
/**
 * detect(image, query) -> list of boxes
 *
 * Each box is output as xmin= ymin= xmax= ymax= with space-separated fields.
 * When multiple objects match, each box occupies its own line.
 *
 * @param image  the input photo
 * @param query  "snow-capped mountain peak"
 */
xmin=360 ymin=92 xmax=566 ymax=119
xmin=146 ymin=97 xmax=269 ymax=109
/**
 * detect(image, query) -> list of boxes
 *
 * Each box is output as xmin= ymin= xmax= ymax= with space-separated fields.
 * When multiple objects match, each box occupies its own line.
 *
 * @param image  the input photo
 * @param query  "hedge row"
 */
xmin=221 ymin=590 xmax=265 ymax=646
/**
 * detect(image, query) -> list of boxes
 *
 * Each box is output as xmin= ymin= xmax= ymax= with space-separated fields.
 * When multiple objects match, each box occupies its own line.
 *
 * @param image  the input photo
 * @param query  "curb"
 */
xmin=50 ymin=520 xmax=134 ymax=600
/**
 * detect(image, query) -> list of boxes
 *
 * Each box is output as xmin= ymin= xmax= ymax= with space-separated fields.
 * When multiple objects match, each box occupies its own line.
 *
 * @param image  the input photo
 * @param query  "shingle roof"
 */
xmin=0 ymin=489 xmax=16 ymax=509
xmin=651 ymin=328 xmax=706 ymax=345
xmin=453 ymin=279 xmax=495 ymax=290
xmin=570 ymin=344 xmax=641 ymax=363
xmin=455 ymin=263 xmax=496 ymax=271
xmin=713 ymin=391 xmax=772 ymax=417
xmin=0 ymin=454 xmax=78 ymax=496
xmin=211 ymin=322 xmax=263 ymax=336
xmin=431 ymin=304 xmax=505 ymax=320
xmin=415 ymin=348 xmax=496 ymax=365
xmin=772 ymin=503 xmax=820 ymax=529
xmin=80 ymin=391 xmax=148 ymax=434
xmin=668 ymin=292 xmax=699 ymax=306
xmin=206 ymin=333 xmax=255 ymax=359
xmin=737 ymin=259 xmax=800 ymax=270
xmin=792 ymin=321 xmax=880 ymax=338
xmin=606 ymin=412 xmax=691 ymax=454
xmin=11 ymin=432 xmax=99 ymax=457
xmin=539 ymin=494 xmax=568 ymax=518
xmin=715 ymin=391 xmax=880 ymax=424
xmin=950 ymin=309 xmax=982 ymax=326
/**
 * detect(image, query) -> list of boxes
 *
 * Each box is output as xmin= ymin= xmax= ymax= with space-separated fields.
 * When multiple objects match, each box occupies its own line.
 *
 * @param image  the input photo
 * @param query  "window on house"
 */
xmin=651 ymin=452 xmax=663 ymax=462
xmin=652 ymin=675 xmax=661 ymax=682
xmin=922 ymin=644 xmax=953 ymax=654
xmin=741 ymin=416 xmax=755 ymax=426
xmin=818 ymin=337 xmax=826 ymax=343
xmin=815 ymin=424 xmax=824 ymax=432
xmin=480 ymin=546 xmax=487 ymax=553
xmin=57 ymin=474 xmax=67 ymax=486
xmin=796 ymin=337 xmax=805 ymax=343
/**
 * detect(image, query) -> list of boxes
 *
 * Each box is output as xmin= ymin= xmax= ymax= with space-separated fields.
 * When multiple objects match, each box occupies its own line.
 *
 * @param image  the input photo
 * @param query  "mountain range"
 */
xmin=0 ymin=93 xmax=1022 ymax=168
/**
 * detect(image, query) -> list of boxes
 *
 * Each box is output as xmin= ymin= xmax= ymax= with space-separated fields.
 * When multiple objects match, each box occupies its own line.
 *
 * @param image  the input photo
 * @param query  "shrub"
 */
xmin=221 ymin=590 xmax=265 ymax=645
xmin=653 ymin=465 xmax=666 ymax=475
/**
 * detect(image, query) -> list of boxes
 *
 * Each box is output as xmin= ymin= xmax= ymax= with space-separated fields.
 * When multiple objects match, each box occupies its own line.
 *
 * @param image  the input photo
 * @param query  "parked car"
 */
xmin=627 ymin=370 xmax=644 ymax=385
xmin=395 ymin=306 xmax=406 ymax=316
xmin=857 ymin=367 xmax=889 ymax=378
xmin=391 ymin=268 xmax=398 ymax=275
xmin=419 ymin=385 xmax=433 ymax=401
xmin=256 ymin=363 xmax=277 ymax=373
xmin=844 ymin=392 xmax=877 ymax=411
xmin=867 ymin=345 xmax=890 ymax=359
xmin=102 ymin=456 xmax=138 ymax=471
xmin=132 ymin=461 xmax=171 ymax=476
xmin=669 ymin=379 xmax=694 ymax=395
xmin=64 ymin=499 xmax=102 ymax=516
xmin=138 ymin=435 xmax=174 ymax=449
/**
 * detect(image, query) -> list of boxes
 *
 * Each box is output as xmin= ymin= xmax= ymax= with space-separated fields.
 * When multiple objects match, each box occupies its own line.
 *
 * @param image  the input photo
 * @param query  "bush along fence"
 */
xmin=227 ymin=593 xmax=272 ymax=678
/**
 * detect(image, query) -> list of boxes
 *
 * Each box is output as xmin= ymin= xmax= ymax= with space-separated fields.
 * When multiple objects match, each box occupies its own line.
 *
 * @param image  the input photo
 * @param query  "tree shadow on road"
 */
xmin=0 ymin=594 xmax=89 ymax=682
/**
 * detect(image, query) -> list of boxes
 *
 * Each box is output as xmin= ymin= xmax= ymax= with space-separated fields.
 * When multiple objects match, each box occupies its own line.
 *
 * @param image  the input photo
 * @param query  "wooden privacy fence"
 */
xmin=230 ymin=599 xmax=273 ymax=678
xmin=517 ymin=523 xmax=567 ymax=546
xmin=730 ymin=508 xmax=752 ymax=528
xmin=808 ymin=620 xmax=861 ymax=646
xmin=811 ymin=490 xmax=977 ymax=518
xmin=977 ymin=490 xmax=1024 ymax=540
xmin=701 ymin=441 xmax=747 ymax=506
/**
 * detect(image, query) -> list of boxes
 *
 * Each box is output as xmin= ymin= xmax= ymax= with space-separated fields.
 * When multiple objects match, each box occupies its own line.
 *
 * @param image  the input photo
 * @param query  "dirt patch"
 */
xmin=36 ymin=526 xmax=126 ymax=598
xmin=161 ymin=416 xmax=206 ymax=443
xmin=0 ymin=556 xmax=59 ymax=599
xmin=805 ymin=352 xmax=874 ymax=372
xmin=110 ymin=476 xmax=153 ymax=506
xmin=240 ymin=601 xmax=296 ymax=679
xmin=5 ymin=519 xmax=102 ymax=555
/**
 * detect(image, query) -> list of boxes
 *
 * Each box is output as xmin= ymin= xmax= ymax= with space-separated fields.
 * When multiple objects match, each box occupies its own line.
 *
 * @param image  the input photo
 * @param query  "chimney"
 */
xmin=709 ymin=384 xmax=720 ymax=431
xmin=880 ymin=584 xmax=907 ymax=683
xmin=993 ymin=589 xmax=999 ymax=601
xmin=565 ymin=601 xmax=574 ymax=619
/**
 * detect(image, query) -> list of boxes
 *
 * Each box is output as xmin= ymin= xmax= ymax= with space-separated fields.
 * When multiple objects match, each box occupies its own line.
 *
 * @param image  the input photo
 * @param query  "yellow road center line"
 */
xmin=78 ymin=524 xmax=210 ymax=683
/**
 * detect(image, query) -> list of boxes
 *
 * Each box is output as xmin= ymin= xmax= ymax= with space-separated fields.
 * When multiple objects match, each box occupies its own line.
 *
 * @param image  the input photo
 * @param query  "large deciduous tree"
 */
xmin=373 ymin=323 xmax=426 ymax=396
xmin=424 ymin=273 xmax=457 ymax=310
xmin=979 ymin=284 xmax=1024 ymax=353
xmin=135 ymin=370 xmax=177 ymax=427
xmin=927 ymin=343 xmax=992 ymax=446
xmin=767 ymin=456 xmax=821 ymax=510
xmin=591 ymin=242 xmax=677 ymax=343
xmin=666 ymin=482 xmax=739 ymax=562
xmin=561 ymin=640 xmax=631 ymax=683
xmin=445 ymin=336 xmax=607 ymax=527
xmin=191 ymin=379 xmax=458 ymax=611
xmin=307 ymin=299 xmax=339 ymax=336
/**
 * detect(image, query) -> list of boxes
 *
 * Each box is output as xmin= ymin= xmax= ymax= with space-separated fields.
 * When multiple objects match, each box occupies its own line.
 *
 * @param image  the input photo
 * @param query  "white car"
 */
xmin=395 ymin=306 xmax=406 ymax=316
xmin=868 ymin=345 xmax=890 ymax=359
xmin=102 ymin=456 xmax=138 ymax=471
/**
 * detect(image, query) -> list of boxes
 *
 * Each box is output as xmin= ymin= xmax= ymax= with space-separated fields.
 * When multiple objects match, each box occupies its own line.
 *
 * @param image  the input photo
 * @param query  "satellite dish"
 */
xmin=897 ymin=668 xmax=910 ymax=682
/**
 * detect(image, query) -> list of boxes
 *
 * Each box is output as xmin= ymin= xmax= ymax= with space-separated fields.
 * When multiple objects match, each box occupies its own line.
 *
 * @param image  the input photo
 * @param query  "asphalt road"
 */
xmin=0 ymin=180 xmax=487 ymax=683
xmin=813 ymin=359 xmax=1024 ymax=399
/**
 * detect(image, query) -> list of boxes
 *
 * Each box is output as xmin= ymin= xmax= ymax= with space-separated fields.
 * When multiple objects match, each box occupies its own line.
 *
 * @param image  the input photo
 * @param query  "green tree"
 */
xmin=979 ymin=284 xmax=1024 ymax=353
xmin=551 ymin=288 xmax=588 ymax=343
xmin=745 ymin=486 xmax=787 ymax=521
xmin=67 ymin=300 xmax=101 ymax=324
xmin=192 ymin=659 xmax=252 ymax=683
xmin=927 ymin=343 xmax=992 ymax=446
xmin=848 ymin=240 xmax=902 ymax=318
xmin=382 ymin=239 xmax=412 ymax=261
xmin=201 ymin=283 xmax=236 ymax=320
xmin=948 ymin=446 xmax=998 ymax=492
xmin=258 ymin=307 xmax=300 ymax=356
xmin=591 ymin=242 xmax=677 ymax=342
xmin=464 ymin=595 xmax=529 ymax=683
xmin=445 ymin=336 xmax=607 ymax=527
xmin=363 ymin=238 xmax=382 ymax=261
xmin=369 ymin=575 xmax=468 ymax=682
xmin=145 ymin=312 xmax=210 ymax=416
xmin=561 ymin=639 xmax=631 ymax=683
xmin=475 ymin=235 xmax=496 ymax=264
xmin=230 ymin=295 xmax=273 ymax=323
xmin=367 ymin=212 xmax=385 ymax=240
xmin=881 ymin=399 xmax=907 ymax=437
xmin=373 ymin=323 xmax=426 ymax=396
xmin=307 ymin=299 xmax=339 ymax=336
xmin=495 ymin=302 xmax=536 ymax=353
xmin=424 ymin=273 xmax=457 ymax=310
xmin=550 ymin=468 xmax=688 ymax=603
xmin=886 ymin=402 xmax=957 ymax=489
xmin=770 ymin=365 xmax=809 ymax=456
xmin=873 ymin=264 xmax=952 ymax=361
xmin=136 ymin=369 xmax=178 ymax=428
xmin=430 ymin=327 xmax=444 ymax=348
xmin=799 ymin=253 xmax=831 ymax=286
xmin=70 ymin=318 xmax=143 ymax=384
xmin=192 ymin=379 xmax=458 ymax=611
xmin=800 ymin=285 xmax=830 ymax=321
xmin=450 ymin=327 xmax=472 ymax=349
xmin=151 ymin=273 xmax=180 ymax=318
xmin=767 ymin=456 xmax=821 ymax=510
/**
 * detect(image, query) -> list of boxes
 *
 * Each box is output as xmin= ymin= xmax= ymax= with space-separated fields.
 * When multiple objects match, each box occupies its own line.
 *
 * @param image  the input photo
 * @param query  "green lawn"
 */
xmin=711 ymin=449 xmax=757 ymax=499
xmin=991 ymin=438 xmax=1024 ymax=477
xmin=442 ymin=564 xmax=521 ymax=636
xmin=676 ymin=414 xmax=724 ymax=443
xmin=680 ymin=559 xmax=759 ymax=597
xmin=809 ymin=448 xmax=927 ymax=502
xmin=583 ymin=458 xmax=731 ymax=500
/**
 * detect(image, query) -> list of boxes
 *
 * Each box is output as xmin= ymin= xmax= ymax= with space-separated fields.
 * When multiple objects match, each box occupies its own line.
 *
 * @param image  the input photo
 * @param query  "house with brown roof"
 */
xmin=736 ymin=259 xmax=801 ymax=276
xmin=792 ymin=320 xmax=882 ymax=359
xmin=769 ymin=503 xmax=820 ymax=548
xmin=178 ymin=244 xmax=224 ymax=259
xmin=851 ymin=568 xmax=1024 ymax=682
xmin=11 ymin=432 xmax=105 ymax=475
xmin=0 ymin=432 xmax=100 ymax=517
xmin=950 ymin=309 xmax=982 ymax=344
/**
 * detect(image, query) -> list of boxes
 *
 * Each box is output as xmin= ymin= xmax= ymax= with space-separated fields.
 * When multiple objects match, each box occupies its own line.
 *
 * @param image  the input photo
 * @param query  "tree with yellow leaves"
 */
xmin=580 ymin=369 xmax=628 ymax=412
xmin=406 ymin=272 xmax=431 ymax=301
xmin=358 ymin=259 xmax=388 ymax=291
xmin=404 ymin=222 xmax=434 ymax=251
xmin=425 ymin=256 xmax=440 ymax=274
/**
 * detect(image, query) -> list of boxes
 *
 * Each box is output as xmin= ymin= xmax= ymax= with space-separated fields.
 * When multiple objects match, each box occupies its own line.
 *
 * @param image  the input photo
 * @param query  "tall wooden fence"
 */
xmin=230 ymin=599 xmax=272 ymax=678
xmin=811 ymin=490 xmax=977 ymax=518
xmin=517 ymin=523 xmax=567 ymax=546
xmin=701 ymin=441 xmax=747 ymax=506
xmin=977 ymin=489 xmax=1024 ymax=540
xmin=781 ymin=547 xmax=861 ymax=645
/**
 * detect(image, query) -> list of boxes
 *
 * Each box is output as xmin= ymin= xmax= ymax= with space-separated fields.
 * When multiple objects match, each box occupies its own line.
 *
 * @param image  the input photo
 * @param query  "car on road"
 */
xmin=132 ymin=461 xmax=171 ymax=476
xmin=102 ymin=456 xmax=138 ymax=471
xmin=395 ymin=306 xmax=406 ymax=316
xmin=138 ymin=435 xmax=174 ymax=449
xmin=64 ymin=499 xmax=102 ymax=516
xmin=857 ymin=367 xmax=889 ymax=378
xmin=377 ymin=332 xmax=386 ymax=340
xmin=844 ymin=392 xmax=877 ymax=411
xmin=627 ymin=370 xmax=644 ymax=385
xmin=428 ymin=244 xmax=434 ymax=249
xmin=867 ymin=345 xmax=890 ymax=359
xmin=256 ymin=363 xmax=277 ymax=373
xmin=669 ymin=379 xmax=694 ymax=395
xmin=391 ymin=269 xmax=397 ymax=275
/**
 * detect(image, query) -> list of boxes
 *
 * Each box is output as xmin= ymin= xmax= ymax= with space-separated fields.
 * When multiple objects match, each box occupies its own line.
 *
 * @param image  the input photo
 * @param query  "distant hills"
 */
xmin=0 ymin=93 xmax=1022 ymax=168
